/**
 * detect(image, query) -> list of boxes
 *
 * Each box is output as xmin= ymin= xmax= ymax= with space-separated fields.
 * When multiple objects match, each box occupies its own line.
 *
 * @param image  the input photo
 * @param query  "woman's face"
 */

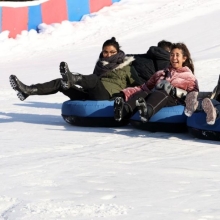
xmin=102 ymin=45 xmax=118 ymax=58
xmin=170 ymin=48 xmax=187 ymax=69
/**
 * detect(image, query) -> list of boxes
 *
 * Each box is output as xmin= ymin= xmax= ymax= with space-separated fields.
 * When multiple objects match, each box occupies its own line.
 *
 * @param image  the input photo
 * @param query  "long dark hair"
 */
xmin=171 ymin=43 xmax=194 ymax=74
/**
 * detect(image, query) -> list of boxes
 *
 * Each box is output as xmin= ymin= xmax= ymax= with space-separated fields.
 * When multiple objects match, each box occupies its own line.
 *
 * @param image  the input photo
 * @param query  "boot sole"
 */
xmin=59 ymin=61 xmax=73 ymax=90
xmin=114 ymin=97 xmax=124 ymax=121
xmin=9 ymin=75 xmax=28 ymax=101
xmin=59 ymin=62 xmax=69 ymax=81
xmin=184 ymin=91 xmax=198 ymax=117
xmin=202 ymin=98 xmax=216 ymax=125
xmin=136 ymin=98 xmax=148 ymax=122
xmin=9 ymin=75 xmax=21 ymax=92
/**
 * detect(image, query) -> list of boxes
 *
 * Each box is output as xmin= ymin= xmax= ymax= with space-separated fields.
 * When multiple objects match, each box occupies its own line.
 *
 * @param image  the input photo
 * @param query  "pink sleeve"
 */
xmin=146 ymin=71 xmax=161 ymax=90
xmin=187 ymin=79 xmax=199 ymax=92
xmin=122 ymin=83 xmax=150 ymax=101
xmin=122 ymin=86 xmax=142 ymax=101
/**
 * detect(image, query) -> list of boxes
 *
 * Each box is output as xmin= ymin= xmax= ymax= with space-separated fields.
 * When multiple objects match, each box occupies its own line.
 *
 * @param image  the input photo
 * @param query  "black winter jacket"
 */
xmin=127 ymin=46 xmax=170 ymax=84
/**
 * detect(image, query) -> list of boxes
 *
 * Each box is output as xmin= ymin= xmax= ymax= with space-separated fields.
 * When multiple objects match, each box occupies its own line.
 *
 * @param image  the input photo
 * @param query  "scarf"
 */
xmin=93 ymin=50 xmax=126 ymax=77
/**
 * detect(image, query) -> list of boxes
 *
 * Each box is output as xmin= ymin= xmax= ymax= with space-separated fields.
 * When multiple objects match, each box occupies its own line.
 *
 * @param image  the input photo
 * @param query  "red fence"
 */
xmin=0 ymin=0 xmax=120 ymax=38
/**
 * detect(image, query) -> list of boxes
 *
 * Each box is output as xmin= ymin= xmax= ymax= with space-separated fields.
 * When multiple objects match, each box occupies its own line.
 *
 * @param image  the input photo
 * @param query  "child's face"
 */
xmin=170 ymin=48 xmax=187 ymax=69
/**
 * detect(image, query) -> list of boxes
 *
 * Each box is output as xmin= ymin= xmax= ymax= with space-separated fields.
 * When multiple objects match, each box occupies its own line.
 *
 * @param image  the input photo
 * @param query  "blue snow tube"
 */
xmin=130 ymin=105 xmax=187 ymax=132
xmin=187 ymin=112 xmax=220 ymax=141
xmin=61 ymin=100 xmax=129 ymax=127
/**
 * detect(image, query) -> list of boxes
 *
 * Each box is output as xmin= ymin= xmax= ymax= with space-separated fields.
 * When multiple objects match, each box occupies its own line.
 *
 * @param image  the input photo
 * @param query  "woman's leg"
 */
xmin=201 ymin=98 xmax=220 ymax=125
xmin=36 ymin=79 xmax=90 ymax=100
xmin=114 ymin=91 xmax=148 ymax=121
xmin=9 ymin=75 xmax=89 ymax=101
xmin=198 ymin=92 xmax=212 ymax=99
xmin=79 ymin=75 xmax=110 ymax=100
xmin=62 ymin=86 xmax=89 ymax=100
xmin=35 ymin=78 xmax=63 ymax=95
xmin=60 ymin=62 xmax=110 ymax=100
xmin=10 ymin=75 xmax=40 ymax=101
xmin=210 ymin=75 xmax=220 ymax=100
xmin=136 ymin=90 xmax=177 ymax=122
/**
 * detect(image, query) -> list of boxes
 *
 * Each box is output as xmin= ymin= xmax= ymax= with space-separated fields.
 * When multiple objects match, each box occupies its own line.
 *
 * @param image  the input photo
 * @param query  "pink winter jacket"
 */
xmin=122 ymin=66 xmax=199 ymax=101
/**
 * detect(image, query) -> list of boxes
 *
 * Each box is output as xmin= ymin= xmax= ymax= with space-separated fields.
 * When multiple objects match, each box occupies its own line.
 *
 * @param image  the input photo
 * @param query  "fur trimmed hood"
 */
xmin=100 ymin=56 xmax=135 ymax=70
xmin=115 ymin=56 xmax=135 ymax=70
xmin=93 ymin=50 xmax=134 ymax=77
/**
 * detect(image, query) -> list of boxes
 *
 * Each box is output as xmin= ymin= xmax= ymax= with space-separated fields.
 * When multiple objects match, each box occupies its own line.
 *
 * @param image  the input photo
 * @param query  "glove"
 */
xmin=172 ymin=87 xmax=187 ymax=98
xmin=155 ymin=80 xmax=173 ymax=94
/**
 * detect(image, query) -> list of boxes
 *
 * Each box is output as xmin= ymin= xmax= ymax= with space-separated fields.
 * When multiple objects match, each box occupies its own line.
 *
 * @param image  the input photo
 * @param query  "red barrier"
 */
xmin=2 ymin=7 xmax=28 ymax=38
xmin=41 ymin=0 xmax=68 ymax=24
xmin=0 ymin=0 xmax=118 ymax=38
xmin=90 ymin=0 xmax=112 ymax=13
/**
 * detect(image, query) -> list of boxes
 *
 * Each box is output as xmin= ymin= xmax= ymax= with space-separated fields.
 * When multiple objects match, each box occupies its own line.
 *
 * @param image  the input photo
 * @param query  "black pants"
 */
xmin=35 ymin=75 xmax=110 ymax=100
xmin=125 ymin=90 xmax=177 ymax=119
xmin=198 ymin=91 xmax=212 ymax=99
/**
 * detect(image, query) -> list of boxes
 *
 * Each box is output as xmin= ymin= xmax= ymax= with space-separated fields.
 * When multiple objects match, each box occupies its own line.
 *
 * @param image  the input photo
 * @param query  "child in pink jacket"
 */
xmin=114 ymin=43 xmax=199 ymax=122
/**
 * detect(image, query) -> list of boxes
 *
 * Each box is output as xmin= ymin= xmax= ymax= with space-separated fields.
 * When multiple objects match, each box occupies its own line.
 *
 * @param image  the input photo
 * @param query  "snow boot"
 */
xmin=202 ymin=98 xmax=217 ymax=125
xmin=114 ymin=97 xmax=133 ymax=121
xmin=184 ymin=91 xmax=199 ymax=117
xmin=114 ymin=97 xmax=125 ymax=121
xmin=59 ymin=61 xmax=82 ymax=90
xmin=9 ymin=75 xmax=38 ymax=101
xmin=136 ymin=97 xmax=148 ymax=122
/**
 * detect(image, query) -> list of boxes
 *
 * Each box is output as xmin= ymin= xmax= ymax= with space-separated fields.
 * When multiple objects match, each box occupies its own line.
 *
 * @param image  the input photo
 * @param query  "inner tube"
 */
xmin=130 ymin=105 xmax=187 ymax=132
xmin=61 ymin=100 xmax=129 ymax=127
xmin=187 ymin=112 xmax=220 ymax=141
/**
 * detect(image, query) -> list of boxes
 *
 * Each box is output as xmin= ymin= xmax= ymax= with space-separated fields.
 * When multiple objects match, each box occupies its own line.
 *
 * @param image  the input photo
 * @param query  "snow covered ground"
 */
xmin=0 ymin=0 xmax=220 ymax=219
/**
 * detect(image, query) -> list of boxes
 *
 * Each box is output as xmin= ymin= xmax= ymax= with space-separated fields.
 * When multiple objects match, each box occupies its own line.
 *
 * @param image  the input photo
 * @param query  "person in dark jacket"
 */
xmin=113 ymin=43 xmax=199 ymax=122
xmin=128 ymin=40 xmax=173 ymax=84
xmin=184 ymin=74 xmax=220 ymax=124
xmin=184 ymin=90 xmax=220 ymax=125
xmin=9 ymin=37 xmax=138 ymax=101
xmin=185 ymin=74 xmax=220 ymax=117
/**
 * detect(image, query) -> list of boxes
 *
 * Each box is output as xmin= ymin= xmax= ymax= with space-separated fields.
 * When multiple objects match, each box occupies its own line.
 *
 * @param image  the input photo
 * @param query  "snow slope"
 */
xmin=0 ymin=0 xmax=220 ymax=219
